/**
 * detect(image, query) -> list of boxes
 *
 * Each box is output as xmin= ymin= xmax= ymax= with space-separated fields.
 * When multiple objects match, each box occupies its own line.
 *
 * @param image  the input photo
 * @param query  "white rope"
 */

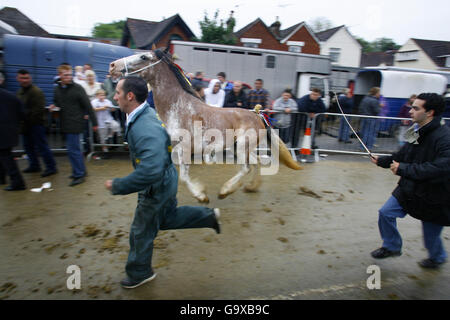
xmin=334 ymin=91 xmax=374 ymax=158
xmin=122 ymin=57 xmax=162 ymax=76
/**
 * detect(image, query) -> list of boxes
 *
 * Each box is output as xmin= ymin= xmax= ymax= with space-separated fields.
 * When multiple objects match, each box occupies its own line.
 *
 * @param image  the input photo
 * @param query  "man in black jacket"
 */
xmin=50 ymin=64 xmax=98 ymax=186
xmin=223 ymin=81 xmax=248 ymax=109
xmin=370 ymin=93 xmax=450 ymax=269
xmin=16 ymin=69 xmax=57 ymax=177
xmin=0 ymin=89 xmax=26 ymax=191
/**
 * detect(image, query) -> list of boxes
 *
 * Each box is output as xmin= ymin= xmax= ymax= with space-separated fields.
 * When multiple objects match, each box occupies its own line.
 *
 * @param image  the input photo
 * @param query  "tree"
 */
xmin=371 ymin=38 xmax=401 ymax=52
xmin=197 ymin=10 xmax=236 ymax=45
xmin=308 ymin=17 xmax=334 ymax=33
xmin=357 ymin=37 xmax=401 ymax=53
xmin=92 ymin=20 xmax=125 ymax=39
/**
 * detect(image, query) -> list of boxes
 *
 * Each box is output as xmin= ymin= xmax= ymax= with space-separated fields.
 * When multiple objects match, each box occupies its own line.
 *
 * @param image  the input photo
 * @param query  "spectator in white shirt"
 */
xmin=204 ymin=79 xmax=225 ymax=108
xmin=91 ymin=89 xmax=121 ymax=152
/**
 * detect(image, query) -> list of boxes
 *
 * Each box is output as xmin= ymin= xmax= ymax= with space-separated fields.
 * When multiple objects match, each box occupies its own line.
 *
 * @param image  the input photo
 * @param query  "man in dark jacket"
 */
xmin=223 ymin=81 xmax=248 ymax=109
xmin=293 ymin=88 xmax=326 ymax=149
xmin=50 ymin=64 xmax=98 ymax=186
xmin=0 ymin=89 xmax=26 ymax=191
xmin=16 ymin=69 xmax=57 ymax=177
xmin=370 ymin=93 xmax=450 ymax=269
xmin=105 ymin=77 xmax=220 ymax=289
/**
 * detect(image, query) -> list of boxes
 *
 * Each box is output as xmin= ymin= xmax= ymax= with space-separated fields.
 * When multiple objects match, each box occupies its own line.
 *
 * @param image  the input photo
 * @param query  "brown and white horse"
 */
xmin=109 ymin=48 xmax=302 ymax=203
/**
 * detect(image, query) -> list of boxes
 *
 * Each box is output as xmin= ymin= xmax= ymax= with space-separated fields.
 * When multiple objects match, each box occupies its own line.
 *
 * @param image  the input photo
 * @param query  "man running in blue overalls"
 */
xmin=105 ymin=76 xmax=220 ymax=289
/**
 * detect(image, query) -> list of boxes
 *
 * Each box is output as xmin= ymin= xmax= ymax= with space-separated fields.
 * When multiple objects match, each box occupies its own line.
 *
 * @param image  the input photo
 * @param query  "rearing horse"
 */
xmin=109 ymin=48 xmax=302 ymax=203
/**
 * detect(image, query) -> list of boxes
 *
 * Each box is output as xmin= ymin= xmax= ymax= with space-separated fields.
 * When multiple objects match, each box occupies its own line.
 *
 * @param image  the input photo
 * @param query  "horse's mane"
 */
xmin=154 ymin=49 xmax=202 ymax=101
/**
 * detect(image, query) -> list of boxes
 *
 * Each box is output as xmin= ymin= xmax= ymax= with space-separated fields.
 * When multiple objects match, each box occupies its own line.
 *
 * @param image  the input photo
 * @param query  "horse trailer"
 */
xmin=171 ymin=40 xmax=332 ymax=106
xmin=1 ymin=34 xmax=134 ymax=105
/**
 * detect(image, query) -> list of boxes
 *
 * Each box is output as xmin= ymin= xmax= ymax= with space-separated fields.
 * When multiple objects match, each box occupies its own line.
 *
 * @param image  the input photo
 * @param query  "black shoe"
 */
xmin=69 ymin=172 xmax=88 ymax=179
xmin=23 ymin=167 xmax=41 ymax=173
xmin=120 ymin=273 xmax=157 ymax=289
xmin=371 ymin=247 xmax=402 ymax=259
xmin=418 ymin=259 xmax=445 ymax=269
xmin=4 ymin=185 xmax=26 ymax=191
xmin=69 ymin=177 xmax=85 ymax=187
xmin=213 ymin=208 xmax=221 ymax=234
xmin=41 ymin=169 xmax=58 ymax=177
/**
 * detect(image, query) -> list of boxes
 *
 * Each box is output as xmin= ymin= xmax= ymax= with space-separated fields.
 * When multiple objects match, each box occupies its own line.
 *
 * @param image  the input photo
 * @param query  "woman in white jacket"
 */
xmin=204 ymin=79 xmax=225 ymax=108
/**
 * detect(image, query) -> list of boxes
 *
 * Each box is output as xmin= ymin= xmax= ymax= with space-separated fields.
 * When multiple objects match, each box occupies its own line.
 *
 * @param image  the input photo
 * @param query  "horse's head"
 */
xmin=109 ymin=50 xmax=164 ymax=78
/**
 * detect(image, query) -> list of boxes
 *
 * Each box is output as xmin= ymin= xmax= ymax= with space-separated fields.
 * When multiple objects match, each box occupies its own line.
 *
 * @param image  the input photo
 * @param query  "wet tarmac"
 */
xmin=0 ymin=154 xmax=449 ymax=300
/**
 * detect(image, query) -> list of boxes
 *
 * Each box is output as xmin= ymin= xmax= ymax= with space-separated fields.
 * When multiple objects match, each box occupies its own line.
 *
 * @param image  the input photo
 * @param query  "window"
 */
xmin=170 ymin=34 xmax=182 ymax=41
xmin=288 ymin=46 xmax=302 ymax=53
xmin=445 ymin=56 xmax=450 ymax=68
xmin=243 ymin=43 xmax=259 ymax=48
xmin=287 ymin=41 xmax=304 ymax=53
xmin=329 ymin=48 xmax=341 ymax=63
xmin=396 ymin=50 xmax=419 ymax=62
xmin=266 ymin=55 xmax=276 ymax=68
xmin=240 ymin=38 xmax=261 ymax=48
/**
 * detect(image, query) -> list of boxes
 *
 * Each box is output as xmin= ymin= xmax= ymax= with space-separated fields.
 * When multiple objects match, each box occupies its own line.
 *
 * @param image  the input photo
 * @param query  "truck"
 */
xmin=171 ymin=40 xmax=332 ymax=106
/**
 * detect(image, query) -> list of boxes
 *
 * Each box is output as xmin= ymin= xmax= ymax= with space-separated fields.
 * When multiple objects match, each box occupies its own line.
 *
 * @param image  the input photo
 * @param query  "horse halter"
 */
xmin=122 ymin=55 xmax=162 ymax=76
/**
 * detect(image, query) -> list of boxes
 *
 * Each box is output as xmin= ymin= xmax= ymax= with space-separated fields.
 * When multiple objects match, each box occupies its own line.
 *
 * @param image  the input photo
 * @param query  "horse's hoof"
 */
xmin=197 ymin=196 xmax=209 ymax=203
xmin=218 ymin=193 xmax=228 ymax=199
xmin=243 ymin=187 xmax=259 ymax=193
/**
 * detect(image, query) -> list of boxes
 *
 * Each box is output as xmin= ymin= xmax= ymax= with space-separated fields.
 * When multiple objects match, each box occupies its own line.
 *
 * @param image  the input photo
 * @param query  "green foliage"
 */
xmin=357 ymin=37 xmax=401 ymax=53
xmin=92 ymin=20 xmax=125 ymax=39
xmin=196 ymin=10 xmax=236 ymax=45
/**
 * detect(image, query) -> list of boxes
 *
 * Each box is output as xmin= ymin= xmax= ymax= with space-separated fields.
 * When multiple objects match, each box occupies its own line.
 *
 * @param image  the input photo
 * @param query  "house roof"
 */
xmin=121 ymin=14 xmax=195 ymax=49
xmin=411 ymin=38 xmax=450 ymax=68
xmin=234 ymin=18 xmax=274 ymax=39
xmin=360 ymin=51 xmax=396 ymax=67
xmin=0 ymin=7 xmax=50 ymax=37
xmin=315 ymin=25 xmax=344 ymax=42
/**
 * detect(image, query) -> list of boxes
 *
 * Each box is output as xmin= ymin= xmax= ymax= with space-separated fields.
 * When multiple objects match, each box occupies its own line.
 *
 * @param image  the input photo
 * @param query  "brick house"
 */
xmin=121 ymin=14 xmax=195 ymax=50
xmin=234 ymin=18 xmax=320 ymax=54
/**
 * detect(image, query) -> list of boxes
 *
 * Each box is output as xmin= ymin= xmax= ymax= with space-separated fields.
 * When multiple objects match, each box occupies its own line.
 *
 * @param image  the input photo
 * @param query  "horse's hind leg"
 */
xmin=244 ymin=163 xmax=261 ymax=193
xmin=218 ymin=163 xmax=251 ymax=199
xmin=179 ymin=162 xmax=209 ymax=203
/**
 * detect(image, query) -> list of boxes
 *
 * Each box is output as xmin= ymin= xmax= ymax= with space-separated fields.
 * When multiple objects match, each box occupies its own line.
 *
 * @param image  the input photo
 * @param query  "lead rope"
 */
xmin=334 ymin=92 xmax=374 ymax=158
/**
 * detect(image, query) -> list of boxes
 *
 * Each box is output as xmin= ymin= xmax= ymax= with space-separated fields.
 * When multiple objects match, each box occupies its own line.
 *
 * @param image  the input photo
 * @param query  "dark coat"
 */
xmin=297 ymin=94 xmax=326 ymax=113
xmin=53 ymin=82 xmax=98 ymax=134
xmin=0 ymin=88 xmax=25 ymax=149
xmin=17 ymin=84 xmax=47 ymax=130
xmin=377 ymin=117 xmax=450 ymax=226
xmin=223 ymin=90 xmax=249 ymax=109
xmin=359 ymin=95 xmax=381 ymax=116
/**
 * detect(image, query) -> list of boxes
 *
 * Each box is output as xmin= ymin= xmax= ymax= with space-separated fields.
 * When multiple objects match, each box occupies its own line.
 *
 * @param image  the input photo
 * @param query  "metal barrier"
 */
xmin=312 ymin=113 xmax=450 ymax=161
xmin=12 ymin=106 xmax=450 ymax=165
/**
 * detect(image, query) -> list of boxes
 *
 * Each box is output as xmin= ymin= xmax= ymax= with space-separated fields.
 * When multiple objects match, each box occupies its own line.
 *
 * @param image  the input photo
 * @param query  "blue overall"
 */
xmin=112 ymin=104 xmax=216 ymax=281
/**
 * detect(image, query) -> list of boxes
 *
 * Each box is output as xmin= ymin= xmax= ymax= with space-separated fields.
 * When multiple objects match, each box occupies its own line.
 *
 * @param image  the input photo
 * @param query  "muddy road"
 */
xmin=1 ymin=155 xmax=449 ymax=300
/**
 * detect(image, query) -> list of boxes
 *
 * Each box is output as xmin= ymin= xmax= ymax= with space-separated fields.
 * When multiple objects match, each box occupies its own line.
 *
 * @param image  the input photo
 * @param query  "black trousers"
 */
xmin=0 ymin=148 xmax=26 ymax=187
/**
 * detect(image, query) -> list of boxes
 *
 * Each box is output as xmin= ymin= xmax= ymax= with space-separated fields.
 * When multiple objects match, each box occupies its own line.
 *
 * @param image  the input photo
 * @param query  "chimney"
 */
xmin=270 ymin=16 xmax=281 ymax=38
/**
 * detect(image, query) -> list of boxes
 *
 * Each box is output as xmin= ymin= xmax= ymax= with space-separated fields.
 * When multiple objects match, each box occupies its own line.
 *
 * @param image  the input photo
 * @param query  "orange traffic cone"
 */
xmin=299 ymin=120 xmax=313 ymax=163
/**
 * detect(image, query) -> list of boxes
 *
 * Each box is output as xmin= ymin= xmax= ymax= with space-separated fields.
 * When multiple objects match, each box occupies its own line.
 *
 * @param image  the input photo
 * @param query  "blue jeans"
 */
xmin=378 ymin=196 xmax=447 ymax=263
xmin=66 ymin=133 xmax=86 ymax=178
xmin=23 ymin=125 xmax=57 ymax=171
xmin=338 ymin=118 xmax=350 ymax=142
xmin=360 ymin=118 xmax=378 ymax=149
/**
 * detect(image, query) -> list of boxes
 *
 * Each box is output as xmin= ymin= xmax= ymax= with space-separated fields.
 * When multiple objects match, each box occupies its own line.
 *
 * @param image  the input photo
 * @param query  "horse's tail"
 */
xmin=267 ymin=128 xmax=303 ymax=170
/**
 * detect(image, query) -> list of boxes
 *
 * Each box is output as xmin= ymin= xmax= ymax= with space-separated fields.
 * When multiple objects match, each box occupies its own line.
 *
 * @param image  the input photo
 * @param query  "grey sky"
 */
xmin=1 ymin=0 xmax=449 ymax=44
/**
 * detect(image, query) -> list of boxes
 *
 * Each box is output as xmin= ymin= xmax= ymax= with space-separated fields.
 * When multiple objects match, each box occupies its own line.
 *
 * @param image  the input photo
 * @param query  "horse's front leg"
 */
xmin=179 ymin=162 xmax=209 ymax=203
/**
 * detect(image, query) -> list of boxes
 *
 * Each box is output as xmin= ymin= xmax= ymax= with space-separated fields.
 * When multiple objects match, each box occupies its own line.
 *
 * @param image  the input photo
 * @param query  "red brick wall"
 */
xmin=236 ymin=21 xmax=284 ymax=51
xmin=285 ymin=25 xmax=320 ymax=54
xmin=156 ymin=24 xmax=192 ymax=48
